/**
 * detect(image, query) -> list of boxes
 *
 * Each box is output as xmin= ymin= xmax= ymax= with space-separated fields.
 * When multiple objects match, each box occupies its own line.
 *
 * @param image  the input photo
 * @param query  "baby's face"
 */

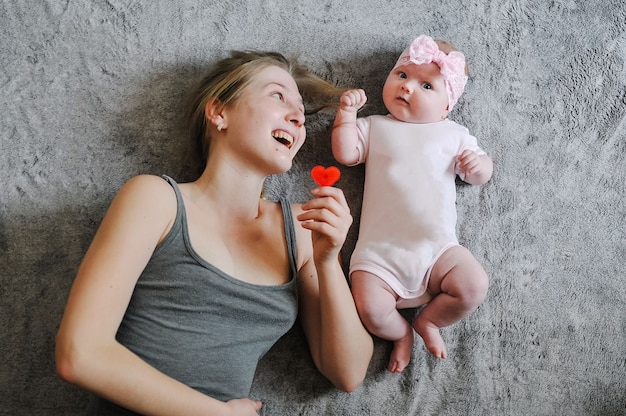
xmin=382 ymin=63 xmax=449 ymax=124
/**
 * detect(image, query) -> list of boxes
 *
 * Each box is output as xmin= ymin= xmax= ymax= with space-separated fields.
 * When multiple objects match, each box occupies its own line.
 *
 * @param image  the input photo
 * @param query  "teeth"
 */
xmin=272 ymin=130 xmax=294 ymax=148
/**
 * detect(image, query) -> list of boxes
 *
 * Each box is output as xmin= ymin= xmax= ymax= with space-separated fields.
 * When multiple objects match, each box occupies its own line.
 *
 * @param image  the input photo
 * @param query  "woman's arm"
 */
xmin=55 ymin=175 xmax=260 ymax=416
xmin=294 ymin=187 xmax=373 ymax=392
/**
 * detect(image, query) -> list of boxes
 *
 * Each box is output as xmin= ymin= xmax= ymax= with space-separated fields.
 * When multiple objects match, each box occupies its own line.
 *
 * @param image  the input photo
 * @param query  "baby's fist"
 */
xmin=340 ymin=89 xmax=367 ymax=111
xmin=455 ymin=150 xmax=480 ymax=175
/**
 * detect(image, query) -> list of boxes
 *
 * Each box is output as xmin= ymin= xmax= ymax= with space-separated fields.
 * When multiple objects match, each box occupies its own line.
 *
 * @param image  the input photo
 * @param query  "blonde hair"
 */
xmin=186 ymin=51 xmax=344 ymax=170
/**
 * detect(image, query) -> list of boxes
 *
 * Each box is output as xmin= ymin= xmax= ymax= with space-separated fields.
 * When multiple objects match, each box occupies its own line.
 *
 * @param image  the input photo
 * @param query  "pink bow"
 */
xmin=393 ymin=35 xmax=468 ymax=110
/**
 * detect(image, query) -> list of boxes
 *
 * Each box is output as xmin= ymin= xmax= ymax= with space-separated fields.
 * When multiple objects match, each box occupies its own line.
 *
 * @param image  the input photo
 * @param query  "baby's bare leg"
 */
xmin=351 ymin=271 xmax=414 ymax=373
xmin=414 ymin=246 xmax=489 ymax=359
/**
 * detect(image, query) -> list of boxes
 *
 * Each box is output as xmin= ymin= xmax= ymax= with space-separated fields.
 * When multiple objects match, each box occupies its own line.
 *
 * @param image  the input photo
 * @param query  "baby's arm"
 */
xmin=331 ymin=89 xmax=367 ymax=166
xmin=455 ymin=149 xmax=493 ymax=185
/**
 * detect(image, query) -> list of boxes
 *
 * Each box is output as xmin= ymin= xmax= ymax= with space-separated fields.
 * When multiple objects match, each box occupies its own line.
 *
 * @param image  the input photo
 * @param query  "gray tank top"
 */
xmin=86 ymin=175 xmax=298 ymax=415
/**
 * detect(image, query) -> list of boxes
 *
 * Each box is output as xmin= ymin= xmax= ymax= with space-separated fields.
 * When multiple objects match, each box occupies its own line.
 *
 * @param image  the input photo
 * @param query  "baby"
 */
xmin=332 ymin=35 xmax=492 ymax=372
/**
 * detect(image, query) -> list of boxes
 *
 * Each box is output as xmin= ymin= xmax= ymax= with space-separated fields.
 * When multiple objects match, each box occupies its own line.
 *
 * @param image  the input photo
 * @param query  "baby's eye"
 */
xmin=399 ymin=72 xmax=407 ymax=79
xmin=421 ymin=82 xmax=432 ymax=90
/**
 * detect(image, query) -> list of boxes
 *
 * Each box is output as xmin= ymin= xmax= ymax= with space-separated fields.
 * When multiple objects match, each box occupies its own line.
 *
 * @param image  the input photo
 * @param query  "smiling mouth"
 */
xmin=272 ymin=130 xmax=294 ymax=149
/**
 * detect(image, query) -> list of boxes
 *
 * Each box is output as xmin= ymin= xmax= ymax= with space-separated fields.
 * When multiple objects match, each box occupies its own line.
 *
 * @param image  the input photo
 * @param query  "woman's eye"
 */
xmin=272 ymin=92 xmax=284 ymax=100
xmin=421 ymin=82 xmax=432 ymax=90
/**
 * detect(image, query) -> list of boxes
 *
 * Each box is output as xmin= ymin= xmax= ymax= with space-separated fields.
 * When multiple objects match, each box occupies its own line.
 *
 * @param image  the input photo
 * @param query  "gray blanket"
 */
xmin=1 ymin=1 xmax=625 ymax=415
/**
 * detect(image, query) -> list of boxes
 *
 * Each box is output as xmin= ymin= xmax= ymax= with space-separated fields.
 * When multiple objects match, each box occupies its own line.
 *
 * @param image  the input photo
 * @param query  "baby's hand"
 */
xmin=455 ymin=149 xmax=483 ymax=177
xmin=339 ymin=89 xmax=367 ymax=112
xmin=455 ymin=149 xmax=493 ymax=185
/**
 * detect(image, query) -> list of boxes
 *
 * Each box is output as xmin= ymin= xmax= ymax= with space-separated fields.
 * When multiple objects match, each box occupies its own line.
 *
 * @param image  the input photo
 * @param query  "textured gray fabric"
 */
xmin=1 ymin=1 xmax=625 ymax=415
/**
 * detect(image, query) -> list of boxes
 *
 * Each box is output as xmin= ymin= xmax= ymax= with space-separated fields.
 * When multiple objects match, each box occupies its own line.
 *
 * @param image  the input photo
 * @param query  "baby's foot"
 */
xmin=388 ymin=331 xmax=414 ymax=373
xmin=414 ymin=318 xmax=447 ymax=359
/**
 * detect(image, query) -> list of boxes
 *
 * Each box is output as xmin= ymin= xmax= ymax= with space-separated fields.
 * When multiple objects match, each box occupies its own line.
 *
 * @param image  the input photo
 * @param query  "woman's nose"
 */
xmin=288 ymin=107 xmax=305 ymax=127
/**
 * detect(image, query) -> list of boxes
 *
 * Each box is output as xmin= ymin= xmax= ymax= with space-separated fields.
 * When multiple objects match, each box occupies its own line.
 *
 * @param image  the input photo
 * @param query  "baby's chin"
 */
xmin=388 ymin=111 xmax=444 ymax=124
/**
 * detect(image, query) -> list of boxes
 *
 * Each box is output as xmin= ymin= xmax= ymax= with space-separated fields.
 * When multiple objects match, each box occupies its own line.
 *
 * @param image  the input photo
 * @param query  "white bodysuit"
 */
xmin=349 ymin=115 xmax=485 ymax=306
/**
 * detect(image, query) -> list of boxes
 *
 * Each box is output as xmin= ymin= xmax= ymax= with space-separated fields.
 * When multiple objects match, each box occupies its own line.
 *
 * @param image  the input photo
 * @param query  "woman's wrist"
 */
xmin=313 ymin=255 xmax=344 ymax=280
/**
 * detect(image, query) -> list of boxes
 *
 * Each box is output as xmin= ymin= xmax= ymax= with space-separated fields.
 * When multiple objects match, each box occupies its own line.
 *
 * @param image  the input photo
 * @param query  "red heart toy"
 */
xmin=311 ymin=165 xmax=341 ymax=187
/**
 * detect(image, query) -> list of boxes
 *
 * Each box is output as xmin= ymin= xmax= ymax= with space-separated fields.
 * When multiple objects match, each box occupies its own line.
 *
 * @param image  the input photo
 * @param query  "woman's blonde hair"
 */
xmin=186 ymin=51 xmax=344 ymax=170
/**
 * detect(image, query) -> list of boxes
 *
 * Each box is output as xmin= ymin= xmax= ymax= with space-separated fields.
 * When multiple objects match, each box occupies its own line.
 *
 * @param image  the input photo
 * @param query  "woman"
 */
xmin=55 ymin=51 xmax=373 ymax=415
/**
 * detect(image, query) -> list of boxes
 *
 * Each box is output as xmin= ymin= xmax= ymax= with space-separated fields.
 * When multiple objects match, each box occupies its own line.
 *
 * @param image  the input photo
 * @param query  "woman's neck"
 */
xmin=192 ymin=160 xmax=267 ymax=221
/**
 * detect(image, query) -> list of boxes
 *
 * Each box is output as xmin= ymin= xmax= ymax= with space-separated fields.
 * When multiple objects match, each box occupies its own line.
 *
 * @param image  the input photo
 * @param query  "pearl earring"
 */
xmin=217 ymin=121 xmax=224 ymax=131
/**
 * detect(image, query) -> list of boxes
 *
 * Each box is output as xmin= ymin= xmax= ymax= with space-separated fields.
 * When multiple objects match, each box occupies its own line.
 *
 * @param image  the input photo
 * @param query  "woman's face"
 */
xmin=382 ymin=62 xmax=449 ymax=124
xmin=220 ymin=65 xmax=306 ymax=175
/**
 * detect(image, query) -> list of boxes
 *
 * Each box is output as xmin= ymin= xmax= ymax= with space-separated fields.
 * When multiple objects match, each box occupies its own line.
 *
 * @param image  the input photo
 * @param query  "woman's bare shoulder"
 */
xmin=106 ymin=175 xmax=177 ymax=234
xmin=116 ymin=175 xmax=176 ymax=206
xmin=121 ymin=174 xmax=174 ymax=193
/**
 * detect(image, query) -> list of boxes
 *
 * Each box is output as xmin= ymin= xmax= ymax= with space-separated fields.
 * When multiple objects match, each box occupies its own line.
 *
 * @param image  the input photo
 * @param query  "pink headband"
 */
xmin=393 ymin=35 xmax=468 ymax=110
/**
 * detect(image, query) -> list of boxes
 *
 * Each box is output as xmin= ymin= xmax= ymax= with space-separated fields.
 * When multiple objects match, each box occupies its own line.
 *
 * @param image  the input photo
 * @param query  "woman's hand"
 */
xmin=297 ymin=186 xmax=352 ymax=265
xmin=225 ymin=398 xmax=262 ymax=415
